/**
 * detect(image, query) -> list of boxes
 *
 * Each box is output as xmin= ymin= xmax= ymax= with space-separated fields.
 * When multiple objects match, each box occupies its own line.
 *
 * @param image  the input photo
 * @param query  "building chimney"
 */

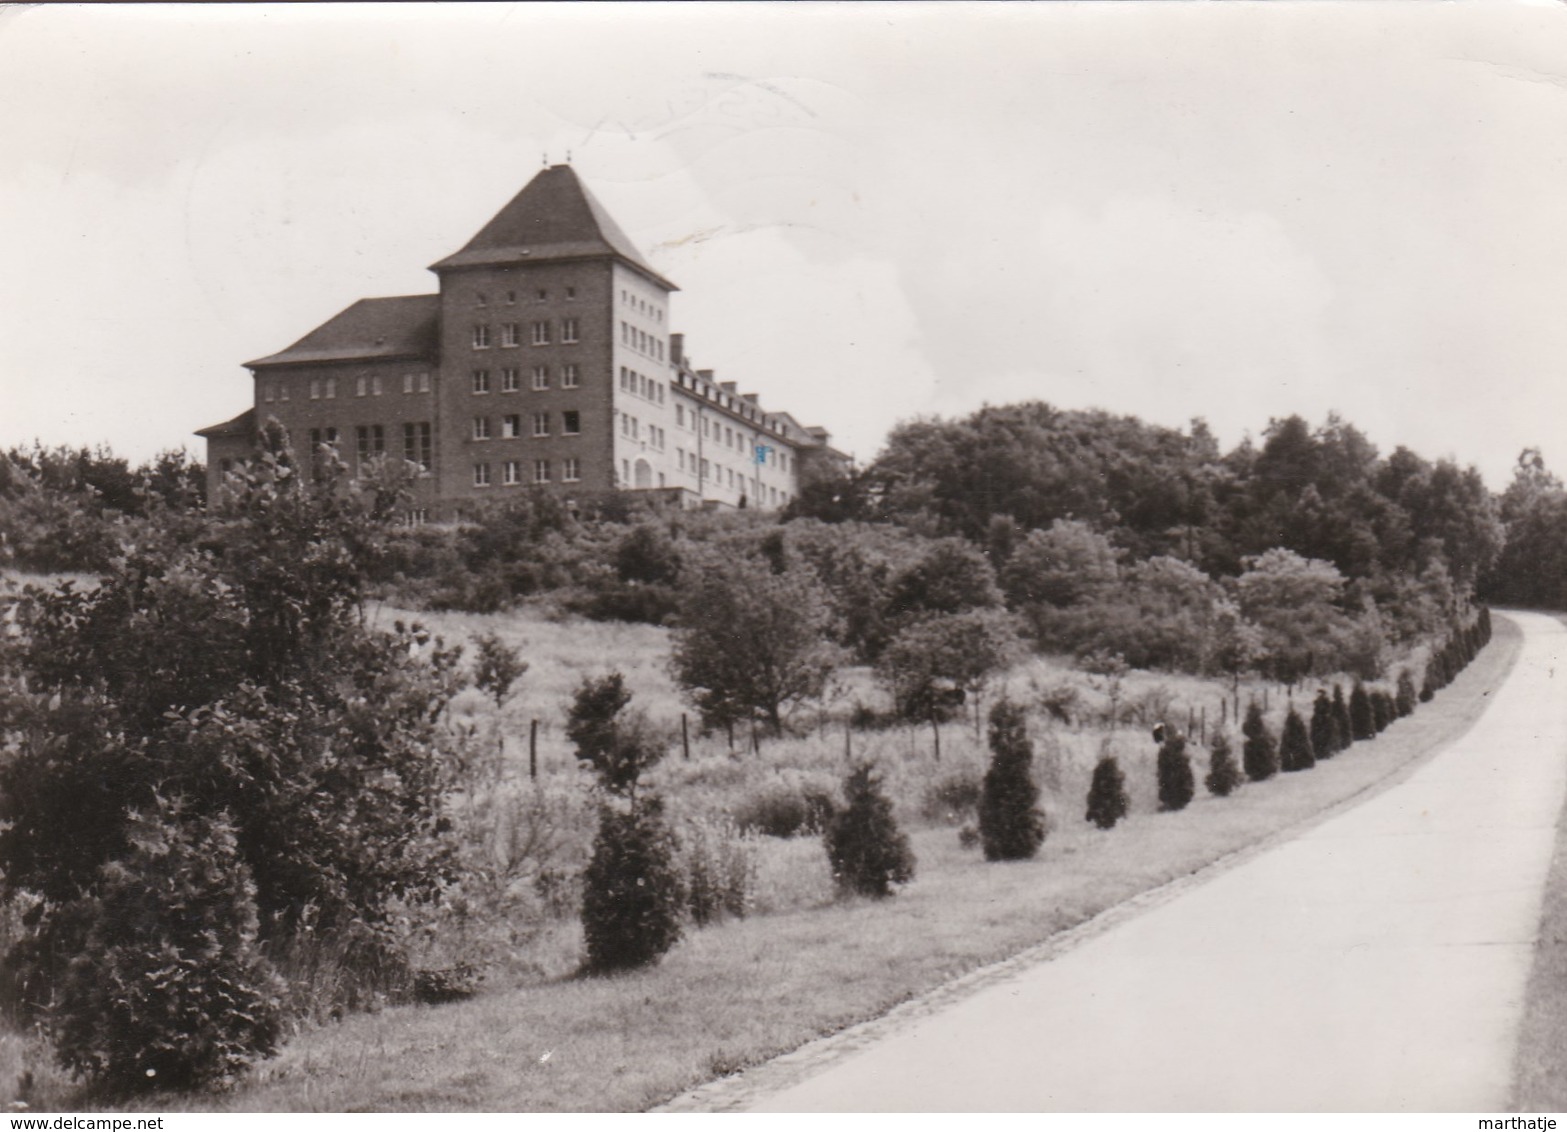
xmin=697 ymin=369 xmax=714 ymax=383
xmin=670 ymin=333 xmax=683 ymax=366
xmin=720 ymin=381 xmax=737 ymax=394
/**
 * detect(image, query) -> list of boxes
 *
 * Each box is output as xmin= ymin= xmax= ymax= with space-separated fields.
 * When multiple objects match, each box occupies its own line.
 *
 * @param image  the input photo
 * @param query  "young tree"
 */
xmin=567 ymin=673 xmax=685 ymax=972
xmin=825 ymin=765 xmax=915 ymax=898
xmin=1157 ymin=732 xmax=1196 ymax=811
xmin=1279 ymin=706 xmax=1315 ymax=772
xmin=1204 ymin=732 xmax=1243 ymax=797
xmin=875 ymin=608 xmax=1023 ymax=735
xmin=977 ymin=701 xmax=1046 ymax=861
xmin=1241 ymin=702 xmax=1279 ymax=782
xmin=1309 ymin=689 xmax=1340 ymax=761
xmin=1086 ymin=754 xmax=1131 ymax=829
xmin=473 ymin=632 xmax=527 ymax=709
xmin=670 ymin=552 xmax=844 ymax=736
xmin=1395 ymin=669 xmax=1417 ymax=717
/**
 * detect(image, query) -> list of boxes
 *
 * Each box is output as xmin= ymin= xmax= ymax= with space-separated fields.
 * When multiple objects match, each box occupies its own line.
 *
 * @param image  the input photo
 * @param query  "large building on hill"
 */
xmin=197 ymin=164 xmax=847 ymax=518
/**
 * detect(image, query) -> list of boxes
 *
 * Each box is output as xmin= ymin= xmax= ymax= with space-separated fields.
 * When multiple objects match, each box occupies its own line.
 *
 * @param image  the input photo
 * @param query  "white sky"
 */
xmin=3 ymin=1 xmax=1567 ymax=488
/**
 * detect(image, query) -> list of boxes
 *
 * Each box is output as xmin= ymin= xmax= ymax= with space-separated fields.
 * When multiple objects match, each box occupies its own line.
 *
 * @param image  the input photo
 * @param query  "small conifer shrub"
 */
xmin=1349 ymin=682 xmax=1374 ymax=742
xmin=1204 ymin=732 xmax=1243 ymax=798
xmin=1395 ymin=669 xmax=1417 ymax=718
xmin=581 ymin=800 xmax=687 ymax=971
xmin=977 ymin=701 xmax=1047 ymax=861
xmin=1157 ymin=733 xmax=1196 ymax=811
xmin=1085 ymin=755 xmax=1131 ymax=829
xmin=1280 ymin=706 xmax=1315 ymax=772
xmin=825 ymin=765 xmax=915 ymax=897
xmin=1309 ymin=689 xmax=1339 ymax=761
xmin=1241 ymin=702 xmax=1279 ymax=782
xmin=1370 ymin=691 xmax=1391 ymax=733
xmin=1332 ymin=684 xmax=1354 ymax=751
xmin=1420 ymin=661 xmax=1436 ymax=703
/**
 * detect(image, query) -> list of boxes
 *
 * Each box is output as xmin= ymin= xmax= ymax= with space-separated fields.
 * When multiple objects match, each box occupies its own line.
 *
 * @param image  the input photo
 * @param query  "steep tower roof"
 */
xmin=430 ymin=164 xmax=677 ymax=290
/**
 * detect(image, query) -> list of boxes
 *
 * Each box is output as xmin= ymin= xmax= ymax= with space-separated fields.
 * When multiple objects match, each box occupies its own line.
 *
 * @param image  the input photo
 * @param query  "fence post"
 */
xmin=681 ymin=713 xmax=691 ymax=761
xmin=529 ymin=718 xmax=538 ymax=781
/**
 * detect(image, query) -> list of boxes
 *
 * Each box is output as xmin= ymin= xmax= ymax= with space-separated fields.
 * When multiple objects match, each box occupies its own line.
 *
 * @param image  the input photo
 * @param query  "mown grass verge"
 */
xmin=29 ymin=612 xmax=1504 ymax=1114
xmin=1510 ymin=612 xmax=1567 ymax=1112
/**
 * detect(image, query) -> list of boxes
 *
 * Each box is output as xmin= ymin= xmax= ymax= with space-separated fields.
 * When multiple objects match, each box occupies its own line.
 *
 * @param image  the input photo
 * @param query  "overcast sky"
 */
xmin=3 ymin=2 xmax=1566 ymax=488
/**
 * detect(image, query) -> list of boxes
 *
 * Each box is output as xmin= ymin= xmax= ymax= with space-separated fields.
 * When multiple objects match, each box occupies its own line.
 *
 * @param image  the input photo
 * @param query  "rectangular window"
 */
xmin=472 ymin=369 xmax=490 ymax=394
xmin=506 ymin=290 xmax=516 ymax=305
xmin=501 ymin=367 xmax=519 ymax=393
xmin=563 ymin=457 xmax=580 ymax=482
xmin=419 ymin=372 xmax=430 ymax=393
xmin=474 ymin=463 xmax=491 ymax=486
xmin=356 ymin=376 xmax=367 ymax=397
xmin=532 ymin=413 xmax=551 ymax=438
xmin=403 ymin=422 xmax=432 ymax=471
xmin=700 ymin=458 xmax=709 ymax=479
xmin=566 ymin=286 xmax=576 ymax=300
xmin=675 ymin=404 xmax=684 ymax=427
xmin=561 ymin=318 xmax=579 ymax=344
xmin=531 ymin=321 xmax=550 ymax=346
xmin=562 ymin=364 xmax=579 ymax=388
xmin=619 ymin=367 xmax=629 ymax=391
xmin=355 ymin=424 xmax=385 ymax=471
xmin=502 ymin=414 xmax=521 ymax=439
xmin=536 ymin=288 xmax=548 ymax=302
xmin=264 ymin=384 xmax=275 ymax=403
xmin=371 ymin=375 xmax=382 ymax=396
xmin=279 ymin=383 xmax=289 ymax=401
xmin=532 ymin=365 xmax=549 ymax=391
xmin=472 ymin=324 xmax=491 ymax=349
xmin=503 ymin=460 xmax=520 ymax=486
xmin=325 ymin=377 xmax=336 ymax=399
xmin=562 ymin=410 xmax=580 ymax=435
xmin=501 ymin=323 xmax=520 ymax=348
xmin=534 ymin=459 xmax=551 ymax=484
xmin=404 ymin=374 xmax=417 ymax=394
xmin=472 ymin=416 xmax=491 ymax=441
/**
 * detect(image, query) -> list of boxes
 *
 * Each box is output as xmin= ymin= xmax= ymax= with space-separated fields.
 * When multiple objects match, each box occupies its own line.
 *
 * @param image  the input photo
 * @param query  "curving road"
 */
xmin=748 ymin=611 xmax=1567 ymax=1112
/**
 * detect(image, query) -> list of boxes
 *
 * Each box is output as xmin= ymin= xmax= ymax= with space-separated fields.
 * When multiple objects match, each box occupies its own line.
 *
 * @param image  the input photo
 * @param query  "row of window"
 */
xmin=619 ymin=366 xmax=665 ymax=405
xmin=619 ymin=289 xmax=664 ymax=323
xmin=306 ymin=421 xmax=432 ymax=473
xmin=475 ymin=458 xmax=580 ymax=486
xmin=619 ymin=321 xmax=664 ymax=361
xmin=472 ymin=364 xmax=580 ymax=394
xmin=289 ymin=372 xmax=432 ymax=402
xmin=473 ymin=320 xmax=579 ymax=349
xmin=670 ymin=449 xmax=787 ymax=505
xmin=476 ymin=287 xmax=577 ymax=307
xmin=474 ymin=411 xmax=580 ymax=440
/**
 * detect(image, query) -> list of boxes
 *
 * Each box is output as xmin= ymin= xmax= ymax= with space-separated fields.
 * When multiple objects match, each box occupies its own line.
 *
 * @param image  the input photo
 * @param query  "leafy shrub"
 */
xmin=1204 ymin=732 xmax=1243 ymax=797
xmin=411 ymin=965 xmax=480 ymax=1005
xmin=1085 ymin=755 xmax=1130 ymax=829
xmin=733 ymin=786 xmax=837 ymax=839
xmin=49 ymin=801 xmax=283 ymax=1095
xmin=977 ymin=701 xmax=1046 ymax=861
xmin=580 ymin=800 xmax=686 ymax=972
xmin=825 ymin=765 xmax=915 ymax=898
xmin=682 ymin=816 xmax=756 ymax=927
xmin=1241 ymin=702 xmax=1279 ymax=782
xmin=921 ymin=769 xmax=984 ymax=824
xmin=1035 ymin=680 xmax=1081 ymax=726
xmin=1157 ymin=733 xmax=1196 ymax=811
xmin=1279 ymin=707 xmax=1315 ymax=773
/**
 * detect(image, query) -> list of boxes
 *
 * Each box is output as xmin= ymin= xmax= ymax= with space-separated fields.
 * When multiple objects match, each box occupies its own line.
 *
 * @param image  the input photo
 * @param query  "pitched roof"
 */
xmin=244 ymin=294 xmax=440 ymax=369
xmin=430 ymin=165 xmax=677 ymax=290
xmin=194 ymin=407 xmax=256 ymax=439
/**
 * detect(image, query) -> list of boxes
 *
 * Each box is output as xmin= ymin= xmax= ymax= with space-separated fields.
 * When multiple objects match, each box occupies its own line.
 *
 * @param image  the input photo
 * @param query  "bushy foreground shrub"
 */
xmin=581 ymin=802 xmax=686 ymax=971
xmin=51 ymin=800 xmax=283 ymax=1095
xmin=1309 ymin=690 xmax=1341 ymax=761
xmin=825 ymin=765 xmax=915 ymax=898
xmin=1085 ymin=756 xmax=1130 ymax=829
xmin=733 ymin=786 xmax=837 ymax=839
xmin=682 ymin=817 xmax=756 ymax=927
xmin=978 ymin=701 xmax=1046 ymax=861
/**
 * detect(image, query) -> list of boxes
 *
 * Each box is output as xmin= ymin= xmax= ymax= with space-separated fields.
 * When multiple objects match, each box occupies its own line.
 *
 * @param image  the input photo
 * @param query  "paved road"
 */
xmin=750 ymin=611 xmax=1567 ymax=1111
